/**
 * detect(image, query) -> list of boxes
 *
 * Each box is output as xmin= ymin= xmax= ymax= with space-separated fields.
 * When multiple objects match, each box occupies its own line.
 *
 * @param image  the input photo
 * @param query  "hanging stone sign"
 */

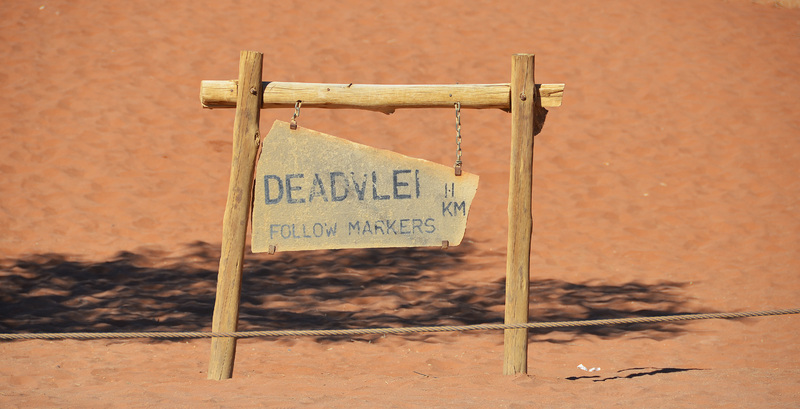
xmin=252 ymin=120 xmax=479 ymax=252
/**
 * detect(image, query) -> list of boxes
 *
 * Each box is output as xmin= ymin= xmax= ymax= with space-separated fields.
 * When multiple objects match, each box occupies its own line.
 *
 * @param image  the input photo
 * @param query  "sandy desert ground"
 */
xmin=1 ymin=0 xmax=799 ymax=407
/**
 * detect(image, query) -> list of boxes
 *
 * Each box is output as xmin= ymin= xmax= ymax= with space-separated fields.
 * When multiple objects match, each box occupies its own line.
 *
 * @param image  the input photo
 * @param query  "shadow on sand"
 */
xmin=1 ymin=241 xmax=707 ymax=343
xmin=566 ymin=367 xmax=706 ymax=382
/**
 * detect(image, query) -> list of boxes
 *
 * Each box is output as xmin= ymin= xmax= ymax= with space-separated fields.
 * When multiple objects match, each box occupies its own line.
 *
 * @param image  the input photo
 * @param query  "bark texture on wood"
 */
xmin=503 ymin=53 xmax=538 ymax=376
xmin=208 ymin=50 xmax=263 ymax=381
xmin=200 ymin=80 xmax=564 ymax=112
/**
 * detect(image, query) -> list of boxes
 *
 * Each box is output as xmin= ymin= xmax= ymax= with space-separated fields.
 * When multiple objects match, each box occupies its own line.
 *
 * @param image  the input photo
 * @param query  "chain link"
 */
xmin=454 ymin=102 xmax=463 ymax=175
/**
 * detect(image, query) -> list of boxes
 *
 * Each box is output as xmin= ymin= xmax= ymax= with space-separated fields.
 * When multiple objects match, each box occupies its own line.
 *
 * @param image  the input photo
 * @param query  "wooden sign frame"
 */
xmin=200 ymin=51 xmax=564 ymax=380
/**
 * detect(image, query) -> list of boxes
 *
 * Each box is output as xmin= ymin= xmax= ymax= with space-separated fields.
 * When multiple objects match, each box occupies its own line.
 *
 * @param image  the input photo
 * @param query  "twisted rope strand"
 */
xmin=1 ymin=308 xmax=798 ymax=340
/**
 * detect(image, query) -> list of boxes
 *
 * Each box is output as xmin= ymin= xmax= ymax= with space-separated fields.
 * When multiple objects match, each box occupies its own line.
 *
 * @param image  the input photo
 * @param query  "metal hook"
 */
xmin=290 ymin=100 xmax=302 ymax=130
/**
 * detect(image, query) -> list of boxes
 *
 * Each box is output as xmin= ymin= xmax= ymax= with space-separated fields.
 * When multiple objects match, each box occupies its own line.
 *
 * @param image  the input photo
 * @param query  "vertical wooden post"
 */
xmin=504 ymin=53 xmax=537 ymax=375
xmin=208 ymin=51 xmax=263 ymax=380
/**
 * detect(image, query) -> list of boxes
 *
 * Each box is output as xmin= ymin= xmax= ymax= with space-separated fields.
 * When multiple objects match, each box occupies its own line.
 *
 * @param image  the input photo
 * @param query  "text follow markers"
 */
xmin=252 ymin=120 xmax=479 ymax=252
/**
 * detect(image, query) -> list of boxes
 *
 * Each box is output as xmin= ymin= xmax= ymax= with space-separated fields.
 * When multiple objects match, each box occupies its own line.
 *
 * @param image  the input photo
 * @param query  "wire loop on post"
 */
xmin=454 ymin=102 xmax=463 ymax=176
xmin=290 ymin=100 xmax=302 ymax=130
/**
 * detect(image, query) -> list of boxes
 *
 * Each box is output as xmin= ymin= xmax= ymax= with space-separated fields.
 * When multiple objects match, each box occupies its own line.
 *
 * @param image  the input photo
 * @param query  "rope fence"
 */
xmin=2 ymin=308 xmax=798 ymax=341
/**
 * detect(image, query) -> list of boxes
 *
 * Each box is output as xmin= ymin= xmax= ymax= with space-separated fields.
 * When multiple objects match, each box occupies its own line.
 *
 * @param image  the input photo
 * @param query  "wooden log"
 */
xmin=200 ymin=80 xmax=564 ymax=113
xmin=503 ymin=53 xmax=538 ymax=375
xmin=207 ymin=51 xmax=263 ymax=380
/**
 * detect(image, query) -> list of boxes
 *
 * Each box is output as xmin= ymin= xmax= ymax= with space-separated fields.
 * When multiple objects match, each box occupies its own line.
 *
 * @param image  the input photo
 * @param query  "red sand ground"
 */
xmin=2 ymin=0 xmax=799 ymax=407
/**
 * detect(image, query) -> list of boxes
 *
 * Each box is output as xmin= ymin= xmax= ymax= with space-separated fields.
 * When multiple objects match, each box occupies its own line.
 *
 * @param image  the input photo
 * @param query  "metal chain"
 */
xmin=454 ymin=102 xmax=463 ymax=176
xmin=290 ymin=100 xmax=302 ymax=130
xmin=1 ymin=308 xmax=798 ymax=340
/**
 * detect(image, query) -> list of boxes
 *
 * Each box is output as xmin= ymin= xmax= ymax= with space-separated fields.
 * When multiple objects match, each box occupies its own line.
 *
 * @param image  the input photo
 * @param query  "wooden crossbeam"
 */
xmin=200 ymin=81 xmax=564 ymax=114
